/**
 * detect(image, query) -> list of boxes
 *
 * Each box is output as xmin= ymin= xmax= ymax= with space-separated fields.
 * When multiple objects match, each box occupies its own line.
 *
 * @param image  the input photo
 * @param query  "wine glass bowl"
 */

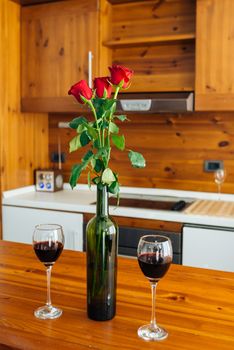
xmin=33 ymin=224 xmax=64 ymax=320
xmin=137 ymin=235 xmax=173 ymax=341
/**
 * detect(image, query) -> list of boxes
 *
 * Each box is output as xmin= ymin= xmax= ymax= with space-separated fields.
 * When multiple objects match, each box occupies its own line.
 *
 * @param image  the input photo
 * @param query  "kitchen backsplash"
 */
xmin=49 ymin=112 xmax=234 ymax=193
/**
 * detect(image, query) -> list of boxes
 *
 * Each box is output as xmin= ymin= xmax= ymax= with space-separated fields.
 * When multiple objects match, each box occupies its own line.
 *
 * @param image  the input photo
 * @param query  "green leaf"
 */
xmin=110 ymin=102 xmax=117 ymax=114
xmin=92 ymin=98 xmax=105 ymax=110
xmin=69 ymin=116 xmax=88 ymax=130
xmin=111 ymin=134 xmax=125 ymax=150
xmin=92 ymin=98 xmax=116 ymax=119
xmin=69 ymin=164 xmax=83 ymax=189
xmin=69 ymin=135 xmax=81 ymax=152
xmin=128 ymin=150 xmax=146 ymax=168
xmin=80 ymin=131 xmax=91 ymax=146
xmin=94 ymin=159 xmax=104 ymax=173
xmin=104 ymin=99 xmax=116 ymax=110
xmin=115 ymin=115 xmax=128 ymax=122
xmin=92 ymin=98 xmax=106 ymax=119
xmin=77 ymin=124 xmax=87 ymax=133
xmin=86 ymin=124 xmax=98 ymax=139
xmin=109 ymin=121 xmax=119 ymax=134
xmin=82 ymin=150 xmax=93 ymax=162
xmin=104 ymin=109 xmax=112 ymax=119
xmin=108 ymin=180 xmax=119 ymax=195
xmin=92 ymin=176 xmax=101 ymax=185
xmin=101 ymin=168 xmax=116 ymax=185
xmin=69 ymin=151 xmax=94 ymax=189
xmin=93 ymin=139 xmax=100 ymax=149
xmin=100 ymin=120 xmax=109 ymax=130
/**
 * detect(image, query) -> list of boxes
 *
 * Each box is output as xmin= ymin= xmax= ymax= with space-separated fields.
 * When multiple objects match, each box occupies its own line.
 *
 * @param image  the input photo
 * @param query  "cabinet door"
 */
xmin=183 ymin=225 xmax=234 ymax=272
xmin=195 ymin=0 xmax=234 ymax=110
xmin=2 ymin=206 xmax=83 ymax=251
xmin=21 ymin=0 xmax=99 ymax=112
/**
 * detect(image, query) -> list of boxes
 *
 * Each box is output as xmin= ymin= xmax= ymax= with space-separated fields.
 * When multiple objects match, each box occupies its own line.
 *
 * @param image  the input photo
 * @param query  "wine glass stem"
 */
xmin=46 ymin=266 xmax=52 ymax=307
xmin=150 ymin=282 xmax=158 ymax=329
xmin=218 ymin=183 xmax=221 ymax=198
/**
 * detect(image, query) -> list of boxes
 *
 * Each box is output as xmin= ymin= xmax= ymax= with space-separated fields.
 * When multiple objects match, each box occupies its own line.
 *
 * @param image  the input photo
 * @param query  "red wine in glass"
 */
xmin=33 ymin=224 xmax=64 ymax=320
xmin=33 ymin=241 xmax=64 ymax=267
xmin=137 ymin=235 xmax=172 ymax=341
xmin=138 ymin=253 xmax=171 ymax=282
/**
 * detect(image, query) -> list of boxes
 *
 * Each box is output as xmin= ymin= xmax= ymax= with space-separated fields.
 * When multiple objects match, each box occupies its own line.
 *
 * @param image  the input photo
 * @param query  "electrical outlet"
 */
xmin=203 ymin=160 xmax=223 ymax=172
xmin=51 ymin=152 xmax=66 ymax=163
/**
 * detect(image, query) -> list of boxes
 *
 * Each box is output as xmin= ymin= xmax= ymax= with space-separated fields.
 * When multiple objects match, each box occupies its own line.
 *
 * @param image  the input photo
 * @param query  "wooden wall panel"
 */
xmin=196 ymin=0 xmax=234 ymax=110
xmin=49 ymin=112 xmax=234 ymax=194
xmin=98 ymin=0 xmax=113 ymax=76
xmin=0 ymin=0 xmax=49 ymax=192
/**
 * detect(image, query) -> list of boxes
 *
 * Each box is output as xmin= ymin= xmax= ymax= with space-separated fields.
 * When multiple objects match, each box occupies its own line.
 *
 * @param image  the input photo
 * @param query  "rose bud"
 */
xmin=94 ymin=77 xmax=112 ymax=98
xmin=68 ymin=80 xmax=93 ymax=104
xmin=109 ymin=64 xmax=133 ymax=88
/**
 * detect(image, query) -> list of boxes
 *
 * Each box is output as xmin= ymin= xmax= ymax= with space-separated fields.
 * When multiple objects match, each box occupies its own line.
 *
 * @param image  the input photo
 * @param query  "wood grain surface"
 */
xmin=109 ymin=0 xmax=196 ymax=92
xmin=0 ymin=0 xmax=48 ymax=191
xmin=0 ymin=241 xmax=233 ymax=349
xmin=185 ymin=199 xmax=234 ymax=217
xmin=49 ymin=112 xmax=234 ymax=193
xmin=196 ymin=0 xmax=234 ymax=111
xmin=0 ymin=0 xmax=49 ymax=239
xmin=83 ymin=213 xmax=183 ymax=232
xmin=21 ymin=0 xmax=99 ymax=100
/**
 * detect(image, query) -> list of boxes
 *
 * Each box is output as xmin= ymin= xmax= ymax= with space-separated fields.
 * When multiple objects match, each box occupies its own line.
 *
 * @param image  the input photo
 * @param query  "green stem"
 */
xmin=88 ymin=100 xmax=102 ymax=148
xmin=106 ymin=86 xmax=120 ymax=165
xmin=102 ymin=128 xmax=105 ymax=148
xmin=113 ymin=86 xmax=120 ymax=100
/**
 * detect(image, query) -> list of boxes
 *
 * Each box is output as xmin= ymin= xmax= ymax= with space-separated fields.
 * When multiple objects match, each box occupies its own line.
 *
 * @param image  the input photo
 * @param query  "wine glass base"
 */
xmin=138 ymin=324 xmax=168 ymax=341
xmin=34 ymin=305 xmax=62 ymax=320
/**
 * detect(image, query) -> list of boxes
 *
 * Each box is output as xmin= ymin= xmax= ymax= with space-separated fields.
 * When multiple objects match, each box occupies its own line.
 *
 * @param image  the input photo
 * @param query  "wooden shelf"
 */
xmin=103 ymin=33 xmax=196 ymax=48
xmin=21 ymin=97 xmax=90 ymax=113
xmin=107 ymin=0 xmax=149 ymax=3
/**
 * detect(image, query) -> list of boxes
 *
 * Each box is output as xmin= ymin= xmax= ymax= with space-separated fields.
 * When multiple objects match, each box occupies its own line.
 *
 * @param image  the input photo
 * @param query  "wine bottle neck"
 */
xmin=96 ymin=186 xmax=109 ymax=217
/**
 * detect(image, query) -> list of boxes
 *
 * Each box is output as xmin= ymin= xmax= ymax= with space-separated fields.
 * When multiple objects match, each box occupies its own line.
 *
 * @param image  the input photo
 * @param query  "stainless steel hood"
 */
xmin=116 ymin=92 xmax=194 ymax=113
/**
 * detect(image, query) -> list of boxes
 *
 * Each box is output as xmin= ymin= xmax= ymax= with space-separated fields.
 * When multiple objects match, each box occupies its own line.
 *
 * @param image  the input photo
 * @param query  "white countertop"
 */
xmin=3 ymin=184 xmax=234 ymax=228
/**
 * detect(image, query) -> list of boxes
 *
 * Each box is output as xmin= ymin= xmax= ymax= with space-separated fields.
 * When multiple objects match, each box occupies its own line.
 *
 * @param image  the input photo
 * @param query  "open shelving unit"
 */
xmin=101 ymin=0 xmax=196 ymax=93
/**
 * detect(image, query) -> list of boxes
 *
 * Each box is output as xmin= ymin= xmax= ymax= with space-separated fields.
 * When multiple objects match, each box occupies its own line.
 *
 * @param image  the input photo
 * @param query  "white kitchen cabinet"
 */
xmin=2 ymin=206 xmax=83 ymax=251
xmin=182 ymin=224 xmax=234 ymax=272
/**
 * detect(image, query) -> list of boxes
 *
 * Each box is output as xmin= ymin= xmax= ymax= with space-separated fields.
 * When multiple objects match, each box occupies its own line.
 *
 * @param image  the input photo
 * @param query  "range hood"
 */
xmin=116 ymin=92 xmax=194 ymax=113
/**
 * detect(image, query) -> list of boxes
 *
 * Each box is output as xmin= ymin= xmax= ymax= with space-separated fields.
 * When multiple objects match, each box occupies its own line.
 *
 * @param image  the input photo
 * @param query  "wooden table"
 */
xmin=0 ymin=241 xmax=234 ymax=349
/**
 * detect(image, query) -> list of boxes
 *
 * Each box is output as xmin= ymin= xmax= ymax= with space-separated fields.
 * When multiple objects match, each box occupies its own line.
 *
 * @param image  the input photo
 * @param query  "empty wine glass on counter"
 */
xmin=137 ymin=235 xmax=173 ymax=341
xmin=214 ymin=168 xmax=226 ymax=198
xmin=33 ymin=224 xmax=64 ymax=319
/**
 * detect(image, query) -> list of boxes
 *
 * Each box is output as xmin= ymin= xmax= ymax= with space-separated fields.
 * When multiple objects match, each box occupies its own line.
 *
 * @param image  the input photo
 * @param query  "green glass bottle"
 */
xmin=86 ymin=185 xmax=118 ymax=321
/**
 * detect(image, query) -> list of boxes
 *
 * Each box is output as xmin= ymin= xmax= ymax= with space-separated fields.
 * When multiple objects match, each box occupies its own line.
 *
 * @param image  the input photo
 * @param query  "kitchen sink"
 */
xmin=93 ymin=193 xmax=194 ymax=212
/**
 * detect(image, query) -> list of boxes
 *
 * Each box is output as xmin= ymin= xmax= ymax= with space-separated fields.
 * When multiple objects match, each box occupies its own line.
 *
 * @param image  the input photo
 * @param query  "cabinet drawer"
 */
xmin=2 ymin=206 xmax=83 ymax=251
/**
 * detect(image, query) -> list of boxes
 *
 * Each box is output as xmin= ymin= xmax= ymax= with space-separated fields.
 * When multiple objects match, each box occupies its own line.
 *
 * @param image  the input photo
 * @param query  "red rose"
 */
xmin=94 ymin=77 xmax=112 ymax=98
xmin=108 ymin=64 xmax=133 ymax=88
xmin=68 ymin=80 xmax=92 ymax=104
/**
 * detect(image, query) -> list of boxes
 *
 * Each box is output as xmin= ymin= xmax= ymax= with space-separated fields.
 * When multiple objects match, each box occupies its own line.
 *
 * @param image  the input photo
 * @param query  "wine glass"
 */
xmin=33 ymin=224 xmax=64 ymax=319
xmin=214 ymin=168 xmax=226 ymax=198
xmin=137 ymin=235 xmax=173 ymax=341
